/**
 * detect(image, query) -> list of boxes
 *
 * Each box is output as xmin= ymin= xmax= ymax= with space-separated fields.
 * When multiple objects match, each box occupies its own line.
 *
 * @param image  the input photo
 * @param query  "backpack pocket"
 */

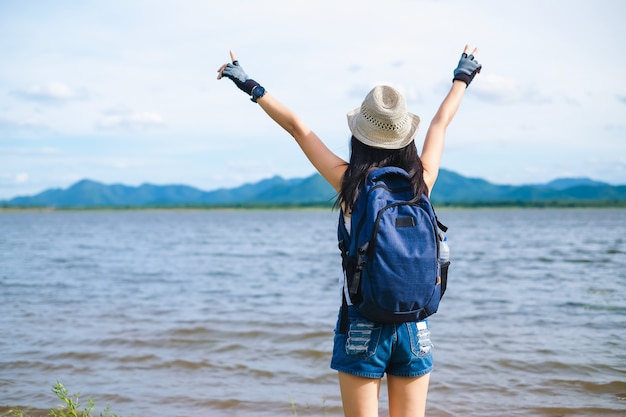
xmin=357 ymin=202 xmax=440 ymax=322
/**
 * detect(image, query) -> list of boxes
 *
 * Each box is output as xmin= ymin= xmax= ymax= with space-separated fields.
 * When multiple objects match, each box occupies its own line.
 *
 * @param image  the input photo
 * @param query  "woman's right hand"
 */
xmin=453 ymin=45 xmax=482 ymax=87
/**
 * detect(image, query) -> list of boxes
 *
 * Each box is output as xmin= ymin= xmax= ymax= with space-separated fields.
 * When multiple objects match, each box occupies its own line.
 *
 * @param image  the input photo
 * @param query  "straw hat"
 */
xmin=347 ymin=85 xmax=420 ymax=149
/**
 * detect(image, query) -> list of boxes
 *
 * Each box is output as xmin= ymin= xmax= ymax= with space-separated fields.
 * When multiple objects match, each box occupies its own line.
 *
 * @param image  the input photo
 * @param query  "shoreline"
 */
xmin=0 ymin=405 xmax=50 ymax=417
xmin=2 ymin=200 xmax=626 ymax=212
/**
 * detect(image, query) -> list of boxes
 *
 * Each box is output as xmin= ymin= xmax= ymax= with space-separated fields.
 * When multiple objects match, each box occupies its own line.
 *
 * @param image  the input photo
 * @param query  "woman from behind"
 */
xmin=217 ymin=45 xmax=481 ymax=417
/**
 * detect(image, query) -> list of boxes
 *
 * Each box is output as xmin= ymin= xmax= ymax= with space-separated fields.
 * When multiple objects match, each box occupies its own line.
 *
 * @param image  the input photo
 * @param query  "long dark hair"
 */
xmin=335 ymin=136 xmax=429 ymax=212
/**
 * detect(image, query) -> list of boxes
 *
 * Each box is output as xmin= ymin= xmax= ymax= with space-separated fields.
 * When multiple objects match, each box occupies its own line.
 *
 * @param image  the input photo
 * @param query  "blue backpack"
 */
xmin=338 ymin=166 xmax=449 ymax=328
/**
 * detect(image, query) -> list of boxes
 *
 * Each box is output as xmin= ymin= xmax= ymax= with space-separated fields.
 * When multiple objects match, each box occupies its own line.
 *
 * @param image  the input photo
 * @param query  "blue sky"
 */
xmin=1 ymin=0 xmax=625 ymax=199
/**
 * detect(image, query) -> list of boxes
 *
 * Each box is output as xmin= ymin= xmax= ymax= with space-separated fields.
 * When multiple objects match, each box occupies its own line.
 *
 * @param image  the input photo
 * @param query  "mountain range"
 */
xmin=2 ymin=169 xmax=625 ymax=208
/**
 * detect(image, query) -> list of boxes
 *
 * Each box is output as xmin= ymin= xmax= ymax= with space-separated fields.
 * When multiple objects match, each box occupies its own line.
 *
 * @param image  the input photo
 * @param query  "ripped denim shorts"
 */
xmin=330 ymin=306 xmax=433 ymax=379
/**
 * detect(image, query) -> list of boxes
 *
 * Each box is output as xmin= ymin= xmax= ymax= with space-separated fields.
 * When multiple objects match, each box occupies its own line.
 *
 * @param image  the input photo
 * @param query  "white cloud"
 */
xmin=97 ymin=111 xmax=165 ymax=131
xmin=472 ymin=74 xmax=551 ymax=105
xmin=0 ymin=146 xmax=61 ymax=157
xmin=0 ymin=116 xmax=46 ymax=131
xmin=12 ymin=81 xmax=87 ymax=103
xmin=15 ymin=172 xmax=29 ymax=183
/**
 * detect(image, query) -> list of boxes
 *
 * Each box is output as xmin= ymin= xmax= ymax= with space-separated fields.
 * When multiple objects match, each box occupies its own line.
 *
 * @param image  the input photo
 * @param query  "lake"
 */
xmin=1 ymin=208 xmax=625 ymax=416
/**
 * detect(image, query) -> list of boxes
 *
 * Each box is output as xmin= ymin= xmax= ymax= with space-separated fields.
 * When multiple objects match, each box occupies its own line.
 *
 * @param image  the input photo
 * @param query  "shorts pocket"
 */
xmin=407 ymin=320 xmax=432 ymax=357
xmin=345 ymin=318 xmax=382 ymax=359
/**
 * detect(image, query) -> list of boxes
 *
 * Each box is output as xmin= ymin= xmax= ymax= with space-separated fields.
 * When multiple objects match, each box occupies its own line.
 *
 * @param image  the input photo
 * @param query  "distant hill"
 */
xmin=543 ymin=178 xmax=609 ymax=190
xmin=430 ymin=171 xmax=626 ymax=204
xmin=2 ymin=169 xmax=625 ymax=208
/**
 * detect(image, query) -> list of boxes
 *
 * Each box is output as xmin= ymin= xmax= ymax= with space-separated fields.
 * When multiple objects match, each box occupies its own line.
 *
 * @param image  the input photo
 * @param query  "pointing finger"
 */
xmin=217 ymin=62 xmax=227 ymax=79
xmin=229 ymin=50 xmax=237 ymax=62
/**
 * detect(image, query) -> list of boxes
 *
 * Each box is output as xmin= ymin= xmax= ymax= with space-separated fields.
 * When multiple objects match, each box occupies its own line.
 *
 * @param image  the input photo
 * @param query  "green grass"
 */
xmin=1 ymin=382 xmax=332 ymax=417
xmin=1 ymin=382 xmax=121 ymax=417
xmin=0 ymin=381 xmax=328 ymax=417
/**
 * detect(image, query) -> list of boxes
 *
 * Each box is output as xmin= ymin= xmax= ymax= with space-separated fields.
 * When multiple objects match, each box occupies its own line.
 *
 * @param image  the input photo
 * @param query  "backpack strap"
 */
xmin=339 ymin=289 xmax=350 ymax=334
xmin=350 ymin=243 xmax=368 ymax=296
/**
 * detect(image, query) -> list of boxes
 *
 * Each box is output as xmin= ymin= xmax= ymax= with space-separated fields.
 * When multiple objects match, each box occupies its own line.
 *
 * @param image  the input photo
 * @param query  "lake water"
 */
xmin=1 ymin=208 xmax=625 ymax=417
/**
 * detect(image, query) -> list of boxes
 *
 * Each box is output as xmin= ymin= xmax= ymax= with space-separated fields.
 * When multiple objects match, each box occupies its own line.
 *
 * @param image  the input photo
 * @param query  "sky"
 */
xmin=1 ymin=0 xmax=625 ymax=199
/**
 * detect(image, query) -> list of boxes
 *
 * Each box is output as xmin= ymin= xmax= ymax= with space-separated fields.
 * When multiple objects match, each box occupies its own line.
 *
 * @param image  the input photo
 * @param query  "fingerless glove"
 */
xmin=222 ymin=61 xmax=266 ymax=102
xmin=453 ymin=53 xmax=482 ymax=87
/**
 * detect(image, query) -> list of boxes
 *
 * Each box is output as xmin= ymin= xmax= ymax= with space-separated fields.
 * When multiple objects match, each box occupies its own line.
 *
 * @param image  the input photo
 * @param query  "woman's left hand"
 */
xmin=217 ymin=50 xmax=261 ymax=98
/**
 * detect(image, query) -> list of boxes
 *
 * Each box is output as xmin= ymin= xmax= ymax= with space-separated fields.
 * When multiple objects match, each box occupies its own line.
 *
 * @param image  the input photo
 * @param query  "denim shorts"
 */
xmin=330 ymin=306 xmax=433 ymax=379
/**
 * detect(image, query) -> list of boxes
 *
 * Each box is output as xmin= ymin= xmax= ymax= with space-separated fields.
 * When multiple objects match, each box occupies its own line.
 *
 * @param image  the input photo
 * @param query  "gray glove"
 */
xmin=221 ymin=60 xmax=265 ymax=102
xmin=453 ymin=53 xmax=482 ymax=87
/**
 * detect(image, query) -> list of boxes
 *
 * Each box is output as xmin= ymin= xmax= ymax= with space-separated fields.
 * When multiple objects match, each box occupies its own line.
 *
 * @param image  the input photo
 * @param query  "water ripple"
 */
xmin=1 ymin=208 xmax=625 ymax=417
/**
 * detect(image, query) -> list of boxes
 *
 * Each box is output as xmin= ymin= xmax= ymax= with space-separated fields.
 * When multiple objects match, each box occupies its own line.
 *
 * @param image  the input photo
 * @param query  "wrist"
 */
xmin=452 ymin=79 xmax=468 ymax=88
xmin=242 ymin=79 xmax=260 ymax=95
xmin=452 ymin=74 xmax=472 ymax=88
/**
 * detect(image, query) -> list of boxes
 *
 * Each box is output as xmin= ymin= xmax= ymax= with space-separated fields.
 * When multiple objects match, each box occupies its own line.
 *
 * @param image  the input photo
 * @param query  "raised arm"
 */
xmin=217 ymin=51 xmax=347 ymax=192
xmin=421 ymin=45 xmax=481 ymax=192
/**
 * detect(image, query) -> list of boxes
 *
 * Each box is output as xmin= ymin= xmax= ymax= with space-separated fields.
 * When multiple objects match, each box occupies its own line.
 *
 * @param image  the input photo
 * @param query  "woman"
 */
xmin=218 ymin=46 xmax=481 ymax=417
